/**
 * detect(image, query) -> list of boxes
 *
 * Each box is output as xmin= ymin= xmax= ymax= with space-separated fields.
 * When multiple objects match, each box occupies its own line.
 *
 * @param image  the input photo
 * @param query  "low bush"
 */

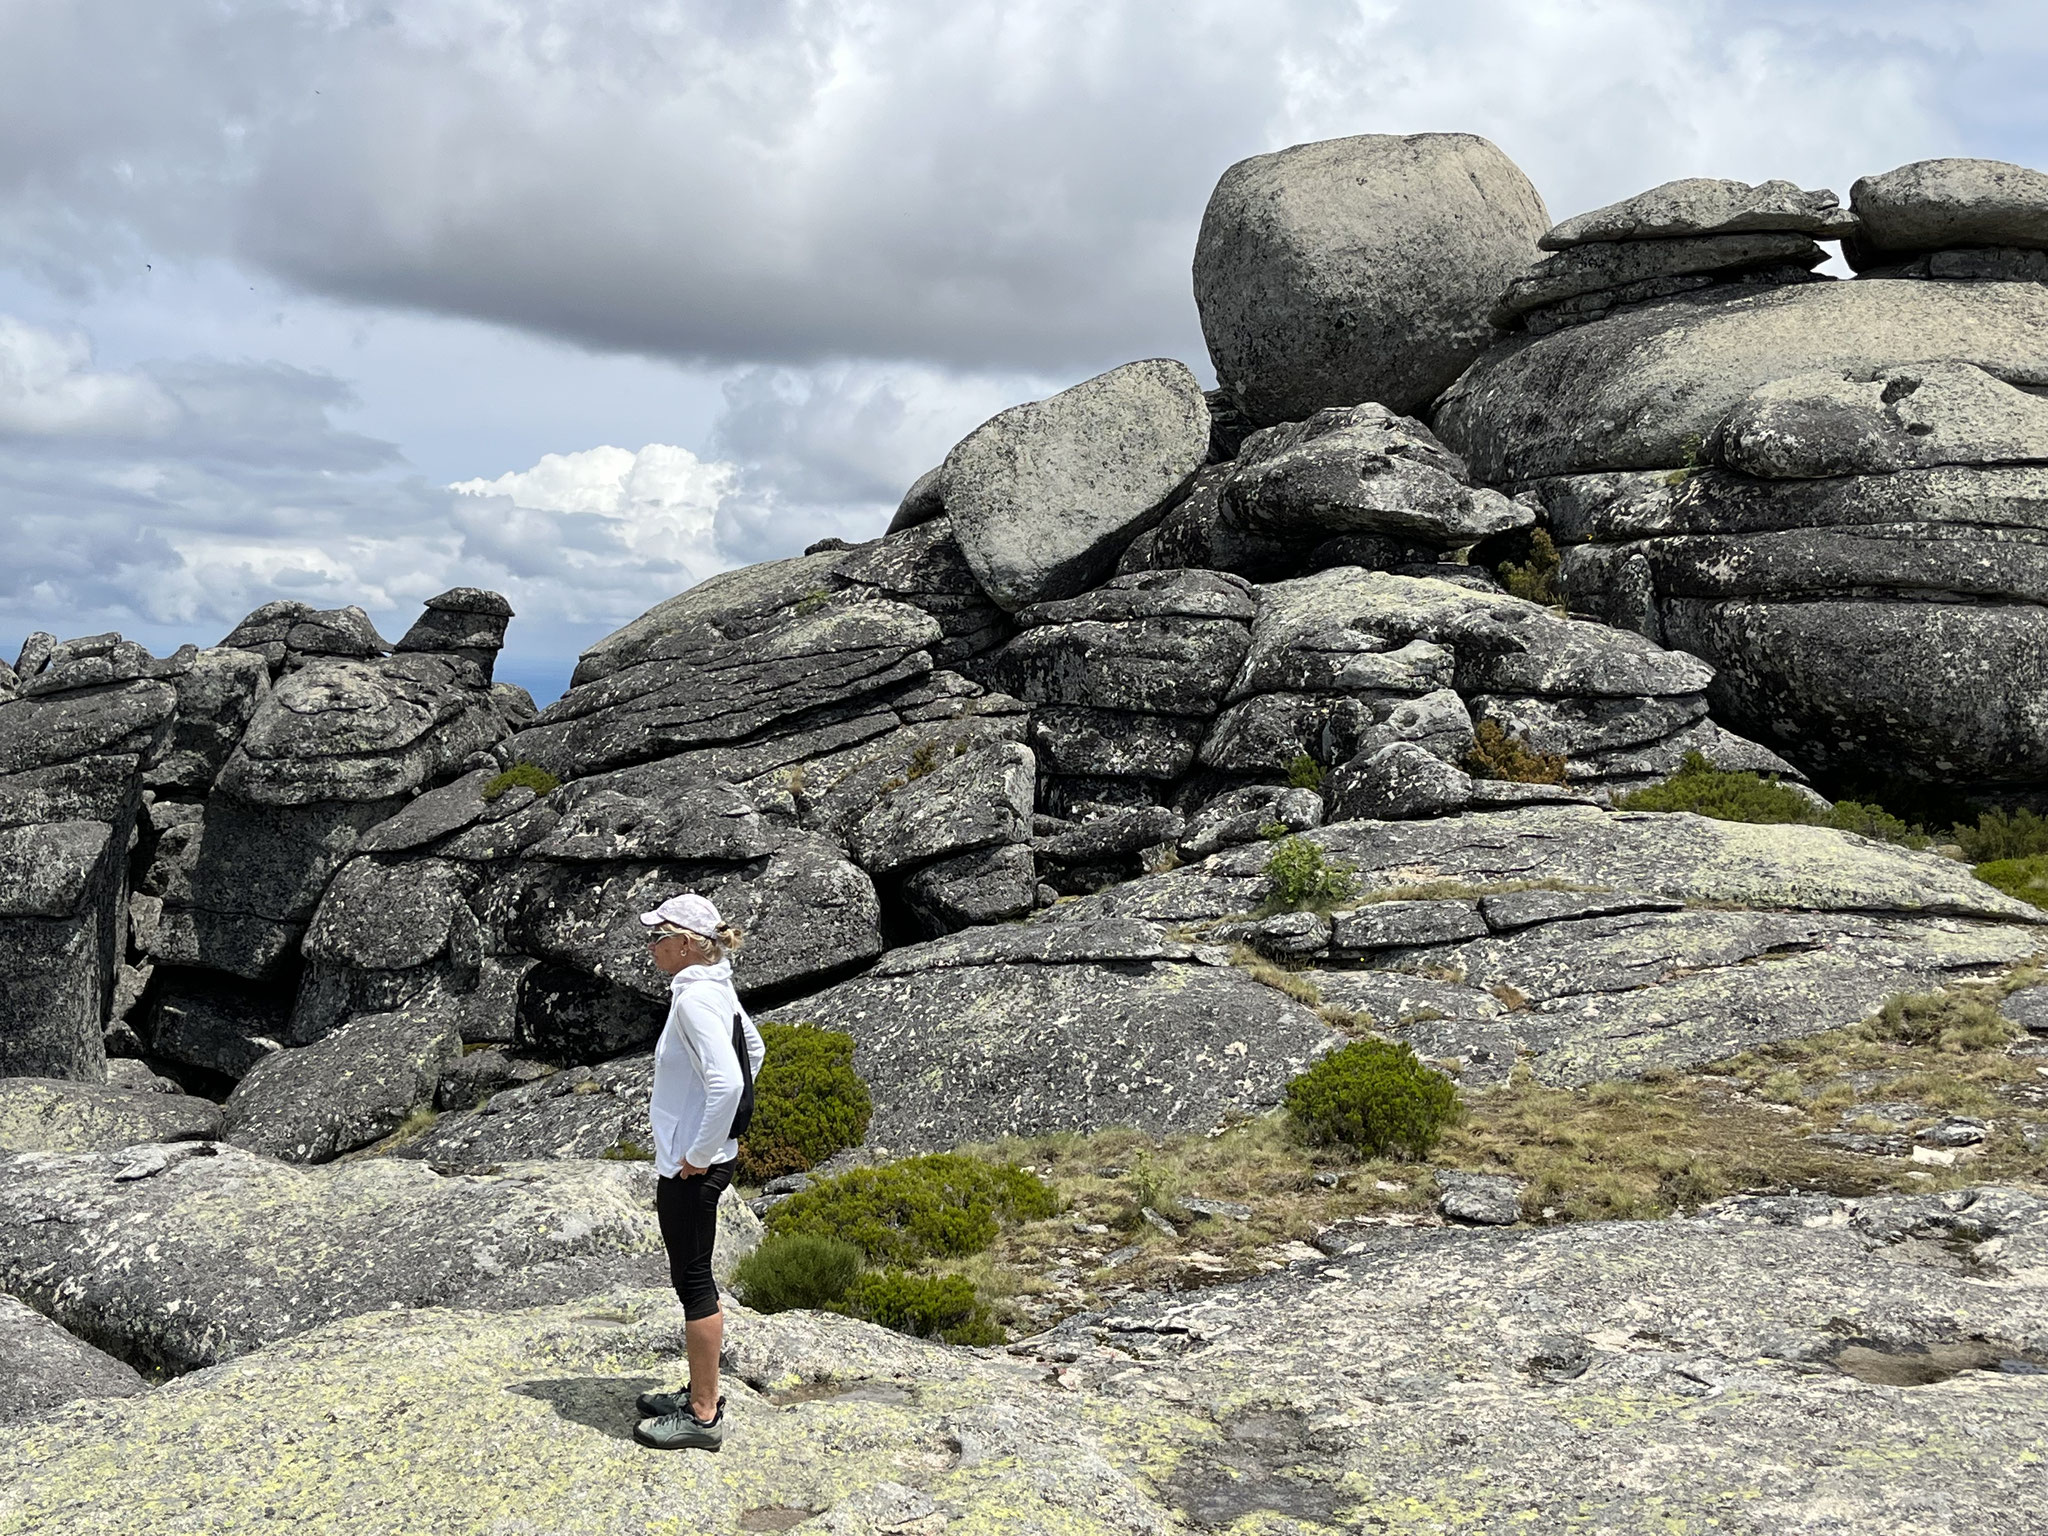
xmin=1615 ymin=752 xmax=1941 ymax=849
xmin=1861 ymin=987 xmax=2018 ymax=1054
xmin=482 ymin=761 xmax=560 ymax=801
xmin=1615 ymin=751 xmax=1814 ymax=822
xmin=1261 ymin=836 xmax=1356 ymax=912
xmin=731 ymin=1232 xmax=864 ymax=1314
xmin=1973 ymin=854 xmax=2048 ymax=912
xmin=765 ymin=1153 xmax=1059 ymax=1266
xmin=1464 ymin=720 xmax=1568 ymax=785
xmin=1824 ymin=800 xmax=1929 ymax=849
xmin=1957 ymin=808 xmax=2048 ymax=863
xmin=1497 ymin=528 xmax=1561 ymax=606
xmin=1285 ymin=1039 xmax=1461 ymax=1159
xmin=841 ymin=1269 xmax=1002 ymax=1346
xmin=1286 ymin=754 xmax=1325 ymax=791
xmin=738 ymin=1023 xmax=873 ymax=1184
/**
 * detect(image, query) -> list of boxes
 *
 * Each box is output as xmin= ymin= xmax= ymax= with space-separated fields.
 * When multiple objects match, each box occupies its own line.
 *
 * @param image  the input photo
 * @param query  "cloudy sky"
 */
xmin=2 ymin=1 xmax=2044 ymax=701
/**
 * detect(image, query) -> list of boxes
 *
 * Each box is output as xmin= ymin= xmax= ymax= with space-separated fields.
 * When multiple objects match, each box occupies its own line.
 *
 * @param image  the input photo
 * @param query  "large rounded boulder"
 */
xmin=1193 ymin=132 xmax=1549 ymax=425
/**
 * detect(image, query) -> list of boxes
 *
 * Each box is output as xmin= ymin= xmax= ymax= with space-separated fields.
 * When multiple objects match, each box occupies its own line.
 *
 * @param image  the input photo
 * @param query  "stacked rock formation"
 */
xmin=1439 ymin=157 xmax=2048 ymax=798
xmin=1489 ymin=177 xmax=1852 ymax=334
xmin=6 ymin=136 xmax=2048 ymax=1535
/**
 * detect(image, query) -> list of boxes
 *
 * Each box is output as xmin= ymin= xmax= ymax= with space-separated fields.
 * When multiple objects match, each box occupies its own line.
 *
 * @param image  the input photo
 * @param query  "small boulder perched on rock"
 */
xmin=1491 ymin=177 xmax=1846 ymax=336
xmin=1194 ymin=131 xmax=1548 ymax=423
xmin=1848 ymin=156 xmax=2048 ymax=269
xmin=940 ymin=359 xmax=1209 ymax=612
xmin=393 ymin=587 xmax=514 ymax=682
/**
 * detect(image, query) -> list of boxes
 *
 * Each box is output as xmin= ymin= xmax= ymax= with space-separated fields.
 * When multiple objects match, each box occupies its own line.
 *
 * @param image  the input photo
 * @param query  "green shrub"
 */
xmin=1617 ymin=753 xmax=1938 ymax=848
xmin=841 ymin=1269 xmax=1002 ymax=1347
xmin=738 ymin=1023 xmax=873 ymax=1184
xmin=765 ymin=1153 xmax=1058 ymax=1266
xmin=1498 ymin=528 xmax=1561 ymax=606
xmin=1956 ymin=808 xmax=2048 ymax=863
xmin=1286 ymin=754 xmax=1325 ymax=791
xmin=731 ymin=1232 xmax=864 ymax=1314
xmin=600 ymin=1138 xmax=653 ymax=1161
xmin=1975 ymin=853 xmax=2048 ymax=911
xmin=1464 ymin=720 xmax=1568 ymax=785
xmin=1261 ymin=835 xmax=1356 ymax=912
xmin=906 ymin=741 xmax=942 ymax=779
xmin=482 ymin=761 xmax=560 ymax=801
xmin=1822 ymin=800 xmax=1928 ymax=848
xmin=1285 ymin=1039 xmax=1461 ymax=1159
xmin=1616 ymin=751 xmax=1817 ymax=823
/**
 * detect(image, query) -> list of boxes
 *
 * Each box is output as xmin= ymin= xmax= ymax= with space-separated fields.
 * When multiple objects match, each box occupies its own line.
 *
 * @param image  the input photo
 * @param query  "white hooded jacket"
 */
xmin=650 ymin=958 xmax=767 ymax=1177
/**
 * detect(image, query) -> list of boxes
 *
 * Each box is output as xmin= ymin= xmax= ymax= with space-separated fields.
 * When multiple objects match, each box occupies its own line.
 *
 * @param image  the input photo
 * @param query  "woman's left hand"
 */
xmin=681 ymin=1158 xmax=707 ymax=1177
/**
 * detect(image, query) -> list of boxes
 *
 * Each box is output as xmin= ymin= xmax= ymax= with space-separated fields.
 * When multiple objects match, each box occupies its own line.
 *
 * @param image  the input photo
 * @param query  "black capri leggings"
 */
xmin=656 ymin=1162 xmax=736 ymax=1321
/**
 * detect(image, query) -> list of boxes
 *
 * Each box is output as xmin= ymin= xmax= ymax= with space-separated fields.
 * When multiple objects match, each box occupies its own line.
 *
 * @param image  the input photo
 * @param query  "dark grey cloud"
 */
xmin=6 ymin=1 xmax=2035 ymax=381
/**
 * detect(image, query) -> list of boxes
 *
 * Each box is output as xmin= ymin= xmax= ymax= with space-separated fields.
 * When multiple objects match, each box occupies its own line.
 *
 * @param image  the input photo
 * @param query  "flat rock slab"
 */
xmin=8 ymin=1191 xmax=2047 ymax=1533
xmin=0 ymin=1144 xmax=721 ymax=1374
xmin=396 ymin=1054 xmax=655 ymax=1171
xmin=223 ymin=1008 xmax=463 ymax=1163
xmin=764 ymin=922 xmax=1336 ymax=1149
xmin=1088 ymin=805 xmax=2045 ymax=926
xmin=941 ymin=359 xmax=1209 ymax=612
xmin=1436 ymin=279 xmax=2048 ymax=482
xmin=0 ymin=1295 xmax=146 ymax=1426
xmin=0 ymin=1078 xmax=223 ymax=1154
xmin=1541 ymin=176 xmax=1853 ymax=247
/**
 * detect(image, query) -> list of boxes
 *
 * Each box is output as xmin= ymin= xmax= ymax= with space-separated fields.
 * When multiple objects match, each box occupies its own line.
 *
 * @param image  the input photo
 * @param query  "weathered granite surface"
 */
xmin=5 ymin=1188 xmax=2044 ymax=1533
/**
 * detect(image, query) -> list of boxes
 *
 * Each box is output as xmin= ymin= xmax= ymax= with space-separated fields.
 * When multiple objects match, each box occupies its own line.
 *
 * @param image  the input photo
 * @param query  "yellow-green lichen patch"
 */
xmin=1 ymin=1289 xmax=1172 ymax=1536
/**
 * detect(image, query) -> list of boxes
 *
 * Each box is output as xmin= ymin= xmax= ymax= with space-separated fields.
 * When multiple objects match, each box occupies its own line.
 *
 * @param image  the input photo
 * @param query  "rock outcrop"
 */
xmin=1440 ymin=170 xmax=2048 ymax=796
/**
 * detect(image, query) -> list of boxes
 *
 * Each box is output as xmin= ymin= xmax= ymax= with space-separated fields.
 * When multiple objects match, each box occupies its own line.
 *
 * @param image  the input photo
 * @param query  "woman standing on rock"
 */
xmin=632 ymin=892 xmax=766 ymax=1453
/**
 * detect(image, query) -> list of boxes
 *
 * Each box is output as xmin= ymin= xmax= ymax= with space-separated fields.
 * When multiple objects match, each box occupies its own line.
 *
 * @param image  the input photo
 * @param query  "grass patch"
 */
xmin=1228 ymin=944 xmax=1322 ymax=1007
xmin=938 ymin=967 xmax=2048 ymax=1331
xmin=1465 ymin=719 xmax=1569 ymax=784
xmin=600 ymin=1138 xmax=654 ymax=1161
xmin=482 ymin=761 xmax=560 ymax=802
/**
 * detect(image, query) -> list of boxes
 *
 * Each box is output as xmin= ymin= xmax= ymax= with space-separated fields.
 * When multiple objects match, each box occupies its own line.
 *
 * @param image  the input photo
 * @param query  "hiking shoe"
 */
xmin=635 ymin=1402 xmax=725 ymax=1452
xmin=635 ymin=1385 xmax=693 ymax=1418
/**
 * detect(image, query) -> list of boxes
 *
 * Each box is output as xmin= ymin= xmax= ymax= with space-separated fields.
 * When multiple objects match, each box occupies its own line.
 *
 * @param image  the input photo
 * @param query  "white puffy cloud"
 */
xmin=0 ymin=317 xmax=176 ymax=438
xmin=449 ymin=442 xmax=738 ymax=603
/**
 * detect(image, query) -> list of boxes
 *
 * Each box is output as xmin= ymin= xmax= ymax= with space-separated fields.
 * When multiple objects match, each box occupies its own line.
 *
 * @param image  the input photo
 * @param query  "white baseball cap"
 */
xmin=638 ymin=892 xmax=723 ymax=936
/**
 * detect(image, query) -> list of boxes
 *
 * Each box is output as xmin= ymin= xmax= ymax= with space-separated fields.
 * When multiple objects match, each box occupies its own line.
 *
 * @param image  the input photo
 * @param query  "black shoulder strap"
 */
xmin=727 ymin=1012 xmax=757 ymax=1139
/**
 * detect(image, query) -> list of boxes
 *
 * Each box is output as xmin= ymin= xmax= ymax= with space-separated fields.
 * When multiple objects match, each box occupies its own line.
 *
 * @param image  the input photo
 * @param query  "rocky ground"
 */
xmin=4 ymin=1189 xmax=2044 ymax=1535
xmin=7 ymin=141 xmax=2048 ymax=1533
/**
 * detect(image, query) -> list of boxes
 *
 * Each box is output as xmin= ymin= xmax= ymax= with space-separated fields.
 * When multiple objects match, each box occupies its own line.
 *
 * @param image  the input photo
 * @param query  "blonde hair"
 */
xmin=655 ymin=920 xmax=746 ymax=957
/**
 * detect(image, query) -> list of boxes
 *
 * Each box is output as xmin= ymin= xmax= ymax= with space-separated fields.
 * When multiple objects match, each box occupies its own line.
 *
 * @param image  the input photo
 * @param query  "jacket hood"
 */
xmin=669 ymin=958 xmax=735 ymax=994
